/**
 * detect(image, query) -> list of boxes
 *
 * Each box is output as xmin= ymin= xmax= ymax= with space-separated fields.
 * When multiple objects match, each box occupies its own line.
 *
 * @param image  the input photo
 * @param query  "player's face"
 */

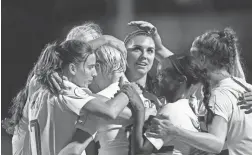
xmin=126 ymin=35 xmax=155 ymax=77
xmin=72 ymin=53 xmax=97 ymax=88
xmin=91 ymin=63 xmax=123 ymax=91
xmin=156 ymin=60 xmax=185 ymax=102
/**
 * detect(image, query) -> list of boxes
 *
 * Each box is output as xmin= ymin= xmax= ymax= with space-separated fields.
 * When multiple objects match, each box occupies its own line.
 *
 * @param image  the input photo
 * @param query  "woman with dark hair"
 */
xmin=6 ymin=39 xmax=141 ymax=155
xmin=56 ymin=24 xmax=168 ymax=155
xmin=130 ymin=55 xmax=207 ymax=155
xmin=146 ymin=28 xmax=252 ymax=155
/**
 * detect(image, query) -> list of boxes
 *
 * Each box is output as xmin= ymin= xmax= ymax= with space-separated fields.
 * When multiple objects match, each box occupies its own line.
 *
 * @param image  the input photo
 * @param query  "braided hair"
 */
xmin=192 ymin=28 xmax=244 ymax=124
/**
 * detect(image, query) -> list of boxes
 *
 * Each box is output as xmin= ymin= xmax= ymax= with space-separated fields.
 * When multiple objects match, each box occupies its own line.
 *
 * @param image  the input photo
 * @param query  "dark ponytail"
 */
xmin=3 ymin=40 xmax=92 ymax=134
xmin=2 ymin=69 xmax=35 ymax=134
xmin=34 ymin=42 xmax=64 ymax=94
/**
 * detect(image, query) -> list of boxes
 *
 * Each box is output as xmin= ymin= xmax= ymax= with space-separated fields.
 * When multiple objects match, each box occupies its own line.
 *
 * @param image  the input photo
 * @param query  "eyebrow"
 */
xmin=131 ymin=45 xmax=155 ymax=49
xmin=88 ymin=64 xmax=96 ymax=66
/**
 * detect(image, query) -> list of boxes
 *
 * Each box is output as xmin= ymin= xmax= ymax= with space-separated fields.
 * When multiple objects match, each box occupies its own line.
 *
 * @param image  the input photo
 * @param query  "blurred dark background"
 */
xmin=2 ymin=0 xmax=252 ymax=154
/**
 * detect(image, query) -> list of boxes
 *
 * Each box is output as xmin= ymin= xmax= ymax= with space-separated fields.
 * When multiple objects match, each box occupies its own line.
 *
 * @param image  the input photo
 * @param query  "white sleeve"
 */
xmin=97 ymin=82 xmax=120 ymax=99
xmin=60 ymin=87 xmax=95 ymax=116
xmin=209 ymin=90 xmax=232 ymax=122
xmin=144 ymin=133 xmax=164 ymax=150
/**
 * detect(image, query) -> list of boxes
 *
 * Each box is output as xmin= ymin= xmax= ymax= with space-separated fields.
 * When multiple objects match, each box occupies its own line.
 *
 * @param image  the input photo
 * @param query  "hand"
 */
xmin=48 ymin=72 xmax=68 ymax=93
xmin=120 ymin=84 xmax=144 ymax=111
xmin=118 ymin=74 xmax=129 ymax=88
xmin=238 ymin=92 xmax=252 ymax=114
xmin=128 ymin=21 xmax=162 ymax=47
xmin=128 ymin=21 xmax=173 ymax=60
xmin=49 ymin=72 xmax=81 ymax=96
xmin=146 ymin=114 xmax=178 ymax=139
xmin=130 ymin=82 xmax=143 ymax=95
xmin=128 ymin=21 xmax=157 ymax=35
xmin=2 ymin=118 xmax=14 ymax=135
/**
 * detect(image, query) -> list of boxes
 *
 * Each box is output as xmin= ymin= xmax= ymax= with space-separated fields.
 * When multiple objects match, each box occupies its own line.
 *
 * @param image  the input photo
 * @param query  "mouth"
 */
xmin=136 ymin=62 xmax=148 ymax=67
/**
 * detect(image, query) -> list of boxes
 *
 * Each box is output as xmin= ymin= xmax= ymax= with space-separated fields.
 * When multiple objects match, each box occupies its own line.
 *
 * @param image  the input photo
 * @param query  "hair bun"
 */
xmin=223 ymin=27 xmax=237 ymax=44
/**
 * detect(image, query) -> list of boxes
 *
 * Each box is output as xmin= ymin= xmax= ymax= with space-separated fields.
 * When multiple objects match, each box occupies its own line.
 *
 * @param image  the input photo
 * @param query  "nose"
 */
xmin=140 ymin=50 xmax=148 ymax=60
xmin=92 ymin=68 xmax=97 ymax=77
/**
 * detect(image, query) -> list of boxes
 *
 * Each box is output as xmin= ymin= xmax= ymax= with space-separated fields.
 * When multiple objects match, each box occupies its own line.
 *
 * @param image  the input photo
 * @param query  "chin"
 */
xmin=136 ymin=68 xmax=149 ymax=75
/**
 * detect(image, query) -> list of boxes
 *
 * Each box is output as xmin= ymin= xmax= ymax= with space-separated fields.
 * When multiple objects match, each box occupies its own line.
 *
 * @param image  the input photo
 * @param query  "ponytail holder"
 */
xmin=54 ymin=43 xmax=61 ymax=53
xmin=218 ymin=31 xmax=226 ymax=38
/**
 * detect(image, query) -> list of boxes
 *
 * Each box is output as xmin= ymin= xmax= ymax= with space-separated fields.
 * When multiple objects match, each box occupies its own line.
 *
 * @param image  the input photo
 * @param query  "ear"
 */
xmin=69 ymin=63 xmax=77 ymax=75
xmin=179 ymin=75 xmax=187 ymax=84
xmin=95 ymin=63 xmax=101 ymax=73
xmin=199 ymin=54 xmax=206 ymax=65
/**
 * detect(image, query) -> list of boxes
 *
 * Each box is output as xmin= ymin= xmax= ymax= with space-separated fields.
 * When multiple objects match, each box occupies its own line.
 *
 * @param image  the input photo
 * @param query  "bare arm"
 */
xmin=84 ymin=92 xmax=130 ymax=119
xmin=176 ymin=115 xmax=227 ymax=153
xmin=58 ymin=129 xmax=95 ymax=155
xmin=148 ymin=115 xmax=227 ymax=154
xmin=131 ymin=109 xmax=155 ymax=155
xmin=88 ymin=35 xmax=127 ymax=55
xmin=127 ymin=88 xmax=156 ymax=154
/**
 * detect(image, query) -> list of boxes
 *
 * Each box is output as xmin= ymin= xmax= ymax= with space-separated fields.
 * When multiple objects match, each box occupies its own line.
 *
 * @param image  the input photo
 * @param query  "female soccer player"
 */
xmin=59 ymin=23 xmax=159 ymax=155
xmin=128 ymin=21 xmax=252 ymax=114
xmin=7 ymin=38 xmax=141 ymax=155
xmin=147 ymin=28 xmax=252 ymax=155
xmin=130 ymin=55 xmax=209 ymax=155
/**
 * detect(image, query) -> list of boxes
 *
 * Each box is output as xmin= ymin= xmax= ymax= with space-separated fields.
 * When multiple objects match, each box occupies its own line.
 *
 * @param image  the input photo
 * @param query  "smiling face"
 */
xmin=126 ymin=35 xmax=155 ymax=78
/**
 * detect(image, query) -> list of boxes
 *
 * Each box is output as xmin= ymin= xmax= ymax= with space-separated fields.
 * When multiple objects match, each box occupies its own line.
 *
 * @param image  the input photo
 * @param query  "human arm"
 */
xmin=58 ymin=129 xmax=97 ymax=155
xmin=147 ymin=90 xmax=232 ymax=154
xmin=88 ymin=35 xmax=127 ymax=56
xmin=127 ymin=88 xmax=156 ymax=155
xmin=147 ymin=114 xmax=227 ymax=154
xmin=128 ymin=21 xmax=173 ymax=62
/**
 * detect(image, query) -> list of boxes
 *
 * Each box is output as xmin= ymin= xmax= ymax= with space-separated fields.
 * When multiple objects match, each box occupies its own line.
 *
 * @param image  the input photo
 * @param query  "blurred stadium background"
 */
xmin=2 ymin=0 xmax=252 ymax=154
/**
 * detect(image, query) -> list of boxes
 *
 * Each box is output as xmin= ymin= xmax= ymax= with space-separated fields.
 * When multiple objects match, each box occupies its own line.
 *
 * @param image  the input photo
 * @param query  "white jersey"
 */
xmin=146 ymin=99 xmax=199 ymax=155
xmin=76 ymin=82 xmax=157 ymax=155
xmin=12 ymin=76 xmax=39 ymax=155
xmin=14 ymin=79 xmax=95 ymax=155
xmin=209 ymin=77 xmax=252 ymax=155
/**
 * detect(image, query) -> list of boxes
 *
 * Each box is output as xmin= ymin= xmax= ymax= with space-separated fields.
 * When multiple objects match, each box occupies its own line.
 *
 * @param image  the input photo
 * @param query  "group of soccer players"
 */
xmin=3 ymin=21 xmax=252 ymax=155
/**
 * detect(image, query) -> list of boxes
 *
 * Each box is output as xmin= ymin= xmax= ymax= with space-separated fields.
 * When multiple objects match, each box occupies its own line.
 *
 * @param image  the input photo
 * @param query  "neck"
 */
xmin=168 ymin=88 xmax=189 ymax=103
xmin=209 ymin=69 xmax=231 ymax=86
xmin=126 ymin=70 xmax=147 ymax=88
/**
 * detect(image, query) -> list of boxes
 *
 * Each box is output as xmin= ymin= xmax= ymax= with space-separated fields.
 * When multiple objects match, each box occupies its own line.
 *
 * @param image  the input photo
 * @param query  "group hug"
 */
xmin=2 ymin=21 xmax=252 ymax=155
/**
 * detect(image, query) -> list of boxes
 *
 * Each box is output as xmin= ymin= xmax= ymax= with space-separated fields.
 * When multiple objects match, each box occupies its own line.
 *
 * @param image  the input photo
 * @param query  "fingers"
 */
xmin=119 ymin=76 xmax=124 ymax=88
xmin=237 ymin=100 xmax=246 ymax=105
xmin=157 ymin=114 xmax=170 ymax=120
xmin=145 ymin=132 xmax=163 ymax=139
xmin=62 ymin=76 xmax=68 ymax=81
xmin=244 ymin=92 xmax=252 ymax=102
xmin=50 ymin=73 xmax=62 ymax=91
xmin=240 ymin=104 xmax=252 ymax=110
xmin=244 ymin=91 xmax=252 ymax=97
xmin=119 ymin=74 xmax=129 ymax=88
xmin=128 ymin=21 xmax=156 ymax=34
xmin=245 ymin=108 xmax=252 ymax=114
xmin=131 ymin=83 xmax=143 ymax=94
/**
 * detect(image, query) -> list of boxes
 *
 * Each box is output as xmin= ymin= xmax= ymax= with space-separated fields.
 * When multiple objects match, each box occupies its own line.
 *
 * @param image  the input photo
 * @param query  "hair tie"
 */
xmin=218 ymin=31 xmax=226 ymax=38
